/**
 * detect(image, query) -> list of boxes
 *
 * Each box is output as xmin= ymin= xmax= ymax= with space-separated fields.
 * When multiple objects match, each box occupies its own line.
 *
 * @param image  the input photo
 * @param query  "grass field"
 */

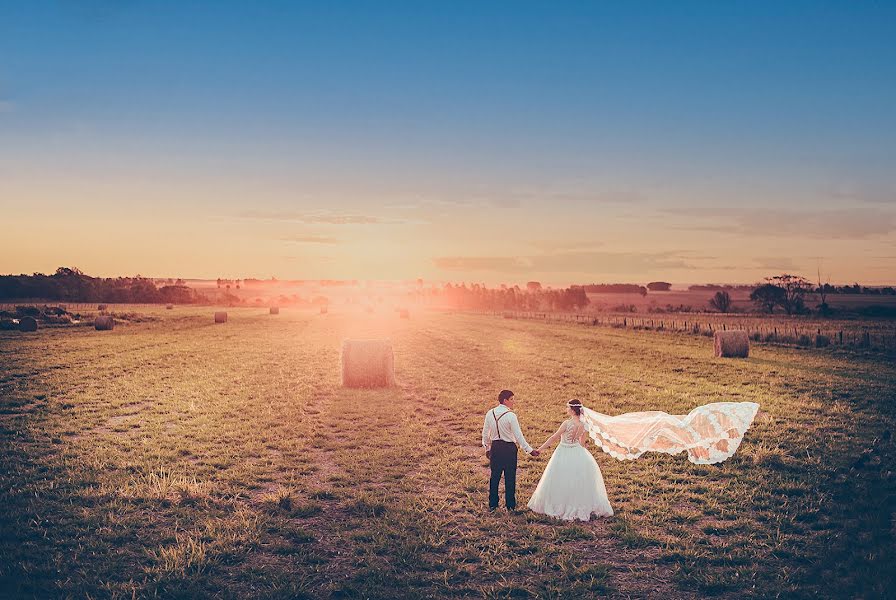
xmin=1 ymin=308 xmax=894 ymax=598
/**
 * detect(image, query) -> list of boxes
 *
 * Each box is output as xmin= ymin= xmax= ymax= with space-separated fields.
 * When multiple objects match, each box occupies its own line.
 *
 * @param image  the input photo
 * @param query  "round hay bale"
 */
xmin=714 ymin=330 xmax=749 ymax=358
xmin=19 ymin=316 xmax=38 ymax=332
xmin=320 ymin=306 xmax=328 ymax=315
xmin=214 ymin=311 xmax=228 ymax=324
xmin=94 ymin=315 xmax=115 ymax=331
xmin=399 ymin=308 xmax=410 ymax=319
xmin=341 ymin=339 xmax=396 ymax=388
xmin=97 ymin=304 xmax=108 ymax=311
xmin=166 ymin=304 xmax=174 ymax=310
xmin=270 ymin=306 xmax=280 ymax=315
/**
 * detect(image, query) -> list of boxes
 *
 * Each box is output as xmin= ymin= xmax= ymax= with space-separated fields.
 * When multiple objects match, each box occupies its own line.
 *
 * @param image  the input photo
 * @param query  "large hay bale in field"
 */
xmin=94 ymin=315 xmax=115 ymax=331
xmin=214 ymin=311 xmax=228 ymax=324
xmin=342 ymin=339 xmax=396 ymax=388
xmin=399 ymin=308 xmax=410 ymax=319
xmin=320 ymin=306 xmax=328 ymax=314
xmin=166 ymin=304 xmax=174 ymax=310
xmin=714 ymin=330 xmax=749 ymax=358
xmin=97 ymin=304 xmax=107 ymax=311
xmin=270 ymin=306 xmax=279 ymax=315
xmin=19 ymin=316 xmax=38 ymax=332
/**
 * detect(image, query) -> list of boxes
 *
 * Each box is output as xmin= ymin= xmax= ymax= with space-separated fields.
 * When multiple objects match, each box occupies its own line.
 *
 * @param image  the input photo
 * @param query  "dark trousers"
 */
xmin=489 ymin=440 xmax=518 ymax=509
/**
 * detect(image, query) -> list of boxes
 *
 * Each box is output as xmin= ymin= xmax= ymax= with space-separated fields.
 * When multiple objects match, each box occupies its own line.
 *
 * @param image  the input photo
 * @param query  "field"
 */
xmin=1 ymin=308 xmax=895 ymax=599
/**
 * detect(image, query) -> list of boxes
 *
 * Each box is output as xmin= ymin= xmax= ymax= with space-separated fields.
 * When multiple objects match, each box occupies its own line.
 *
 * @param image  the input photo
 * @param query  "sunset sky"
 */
xmin=1 ymin=3 xmax=895 ymax=285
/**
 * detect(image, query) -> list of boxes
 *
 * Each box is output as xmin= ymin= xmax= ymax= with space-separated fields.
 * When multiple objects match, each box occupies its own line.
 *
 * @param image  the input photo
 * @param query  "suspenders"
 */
xmin=492 ymin=408 xmax=512 ymax=443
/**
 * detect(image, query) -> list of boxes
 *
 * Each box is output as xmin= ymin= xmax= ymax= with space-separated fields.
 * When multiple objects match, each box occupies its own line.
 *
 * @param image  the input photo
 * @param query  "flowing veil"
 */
xmin=581 ymin=402 xmax=760 ymax=465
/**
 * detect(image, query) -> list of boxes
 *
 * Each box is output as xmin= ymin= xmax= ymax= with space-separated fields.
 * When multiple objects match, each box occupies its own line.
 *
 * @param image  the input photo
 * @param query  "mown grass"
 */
xmin=1 ymin=307 xmax=894 ymax=598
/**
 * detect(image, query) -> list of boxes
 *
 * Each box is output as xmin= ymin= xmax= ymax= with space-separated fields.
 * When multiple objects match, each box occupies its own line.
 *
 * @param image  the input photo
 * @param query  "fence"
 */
xmin=477 ymin=310 xmax=896 ymax=353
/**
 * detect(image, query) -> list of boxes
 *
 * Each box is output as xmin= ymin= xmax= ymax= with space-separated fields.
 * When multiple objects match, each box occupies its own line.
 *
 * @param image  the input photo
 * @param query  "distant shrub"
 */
xmin=797 ymin=334 xmax=812 ymax=347
xmin=815 ymin=334 xmax=830 ymax=348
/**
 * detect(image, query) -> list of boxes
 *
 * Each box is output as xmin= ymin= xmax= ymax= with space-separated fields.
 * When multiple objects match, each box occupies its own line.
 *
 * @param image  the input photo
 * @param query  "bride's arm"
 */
xmin=537 ymin=422 xmax=566 ymax=453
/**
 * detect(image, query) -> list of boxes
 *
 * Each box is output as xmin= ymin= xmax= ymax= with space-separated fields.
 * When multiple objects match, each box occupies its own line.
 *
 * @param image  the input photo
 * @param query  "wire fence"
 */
xmin=474 ymin=310 xmax=896 ymax=353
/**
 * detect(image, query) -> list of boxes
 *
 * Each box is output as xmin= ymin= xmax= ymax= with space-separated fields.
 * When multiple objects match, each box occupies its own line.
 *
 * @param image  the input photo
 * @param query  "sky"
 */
xmin=1 ymin=2 xmax=895 ymax=285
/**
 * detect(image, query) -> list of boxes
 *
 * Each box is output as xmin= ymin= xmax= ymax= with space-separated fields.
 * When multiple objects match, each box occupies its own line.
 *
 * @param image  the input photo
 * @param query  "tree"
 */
xmin=647 ymin=281 xmax=672 ymax=291
xmin=767 ymin=274 xmax=811 ymax=315
xmin=526 ymin=281 xmax=542 ymax=292
xmin=708 ymin=290 xmax=732 ymax=313
xmin=750 ymin=284 xmax=785 ymax=313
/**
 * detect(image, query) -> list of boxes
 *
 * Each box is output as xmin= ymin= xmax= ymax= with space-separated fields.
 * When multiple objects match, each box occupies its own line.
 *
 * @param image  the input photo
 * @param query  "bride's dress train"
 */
xmin=527 ymin=420 xmax=613 ymax=521
xmin=582 ymin=402 xmax=760 ymax=465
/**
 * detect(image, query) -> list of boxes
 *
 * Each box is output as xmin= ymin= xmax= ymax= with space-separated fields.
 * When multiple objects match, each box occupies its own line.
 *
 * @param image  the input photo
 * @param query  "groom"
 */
xmin=482 ymin=389 xmax=539 ymax=511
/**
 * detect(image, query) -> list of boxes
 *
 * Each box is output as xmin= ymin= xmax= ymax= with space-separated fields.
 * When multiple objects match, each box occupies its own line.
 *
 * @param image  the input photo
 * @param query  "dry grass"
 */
xmin=1 ymin=307 xmax=894 ymax=598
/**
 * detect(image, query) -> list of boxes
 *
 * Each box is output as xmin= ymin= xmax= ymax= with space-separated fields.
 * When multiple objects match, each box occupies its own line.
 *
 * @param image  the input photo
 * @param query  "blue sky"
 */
xmin=1 ymin=2 xmax=895 ymax=283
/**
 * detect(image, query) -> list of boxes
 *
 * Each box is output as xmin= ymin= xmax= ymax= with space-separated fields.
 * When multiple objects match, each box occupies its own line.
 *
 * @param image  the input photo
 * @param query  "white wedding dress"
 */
xmin=527 ymin=402 xmax=761 ymax=521
xmin=527 ymin=419 xmax=614 ymax=521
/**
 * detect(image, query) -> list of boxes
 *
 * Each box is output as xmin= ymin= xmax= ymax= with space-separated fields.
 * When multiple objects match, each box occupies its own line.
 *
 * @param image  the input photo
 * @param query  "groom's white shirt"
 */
xmin=482 ymin=404 xmax=533 ymax=453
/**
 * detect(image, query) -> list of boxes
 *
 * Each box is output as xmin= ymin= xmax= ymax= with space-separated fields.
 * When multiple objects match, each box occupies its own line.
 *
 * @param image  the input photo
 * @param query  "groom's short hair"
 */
xmin=498 ymin=390 xmax=514 ymax=404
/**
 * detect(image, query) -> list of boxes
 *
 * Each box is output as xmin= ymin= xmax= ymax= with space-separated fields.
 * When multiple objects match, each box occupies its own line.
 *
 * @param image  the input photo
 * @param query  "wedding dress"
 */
xmin=581 ymin=402 xmax=760 ymax=465
xmin=527 ymin=419 xmax=614 ymax=521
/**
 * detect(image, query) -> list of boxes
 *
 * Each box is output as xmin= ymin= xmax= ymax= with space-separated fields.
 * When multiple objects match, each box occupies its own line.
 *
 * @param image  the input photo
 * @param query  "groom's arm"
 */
xmin=508 ymin=414 xmax=534 ymax=454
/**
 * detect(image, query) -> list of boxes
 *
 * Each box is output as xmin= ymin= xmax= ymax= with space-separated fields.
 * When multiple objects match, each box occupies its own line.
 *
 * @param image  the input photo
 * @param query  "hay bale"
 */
xmin=714 ymin=330 xmax=749 ymax=358
xmin=166 ymin=304 xmax=174 ymax=310
xmin=270 ymin=306 xmax=279 ymax=315
xmin=341 ymin=339 xmax=396 ymax=388
xmin=399 ymin=308 xmax=410 ymax=319
xmin=97 ymin=304 xmax=107 ymax=311
xmin=94 ymin=315 xmax=115 ymax=331
xmin=19 ymin=316 xmax=38 ymax=332
xmin=320 ymin=306 xmax=328 ymax=315
xmin=214 ymin=311 xmax=228 ymax=324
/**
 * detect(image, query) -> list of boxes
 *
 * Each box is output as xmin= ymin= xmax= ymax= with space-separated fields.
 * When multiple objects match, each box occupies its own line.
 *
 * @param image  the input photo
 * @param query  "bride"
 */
xmin=527 ymin=399 xmax=613 ymax=521
xmin=527 ymin=398 xmax=760 ymax=521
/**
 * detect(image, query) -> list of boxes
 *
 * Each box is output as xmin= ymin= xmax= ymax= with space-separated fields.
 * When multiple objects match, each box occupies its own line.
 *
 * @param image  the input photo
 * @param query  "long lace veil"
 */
xmin=581 ymin=402 xmax=760 ymax=465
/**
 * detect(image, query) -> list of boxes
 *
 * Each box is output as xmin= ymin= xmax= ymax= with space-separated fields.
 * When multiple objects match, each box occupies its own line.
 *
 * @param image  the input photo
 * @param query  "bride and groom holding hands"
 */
xmin=482 ymin=389 xmax=760 ymax=521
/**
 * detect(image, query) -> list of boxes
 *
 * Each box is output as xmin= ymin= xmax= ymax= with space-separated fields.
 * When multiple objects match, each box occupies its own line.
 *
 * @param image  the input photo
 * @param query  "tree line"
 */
xmin=0 ymin=267 xmax=210 ymax=304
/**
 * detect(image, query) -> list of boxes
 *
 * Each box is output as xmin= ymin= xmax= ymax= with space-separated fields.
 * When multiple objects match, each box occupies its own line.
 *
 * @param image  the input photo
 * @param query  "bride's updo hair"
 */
xmin=567 ymin=399 xmax=583 ymax=416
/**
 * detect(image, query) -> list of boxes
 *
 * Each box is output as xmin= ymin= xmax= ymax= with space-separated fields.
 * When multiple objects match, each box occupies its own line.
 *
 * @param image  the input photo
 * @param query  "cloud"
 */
xmin=753 ymin=256 xmax=798 ymax=270
xmin=665 ymin=206 xmax=896 ymax=239
xmin=239 ymin=210 xmax=398 ymax=225
xmin=434 ymin=251 xmax=691 ymax=275
xmin=828 ymin=184 xmax=896 ymax=204
xmin=280 ymin=234 xmax=338 ymax=244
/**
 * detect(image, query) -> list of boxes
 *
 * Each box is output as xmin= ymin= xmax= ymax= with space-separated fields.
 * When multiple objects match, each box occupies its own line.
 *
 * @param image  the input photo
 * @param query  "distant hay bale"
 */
xmin=19 ymin=316 xmax=38 ymax=332
xmin=320 ymin=306 xmax=328 ymax=314
xmin=97 ymin=304 xmax=107 ymax=311
xmin=714 ymin=330 xmax=749 ymax=358
xmin=341 ymin=339 xmax=396 ymax=388
xmin=503 ymin=312 xmax=513 ymax=319
xmin=94 ymin=315 xmax=115 ymax=331
xmin=214 ymin=311 xmax=228 ymax=324
xmin=166 ymin=304 xmax=174 ymax=310
xmin=270 ymin=307 xmax=279 ymax=315
xmin=399 ymin=309 xmax=410 ymax=319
